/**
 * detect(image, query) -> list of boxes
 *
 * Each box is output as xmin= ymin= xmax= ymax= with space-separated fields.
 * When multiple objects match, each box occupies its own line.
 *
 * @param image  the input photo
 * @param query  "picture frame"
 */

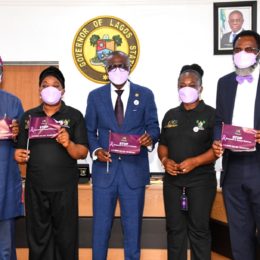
xmin=213 ymin=1 xmax=257 ymax=55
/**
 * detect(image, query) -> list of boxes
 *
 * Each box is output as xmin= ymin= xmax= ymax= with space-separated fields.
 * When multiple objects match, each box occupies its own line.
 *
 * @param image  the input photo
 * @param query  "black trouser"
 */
xmin=163 ymin=182 xmax=216 ymax=260
xmin=25 ymin=180 xmax=79 ymax=260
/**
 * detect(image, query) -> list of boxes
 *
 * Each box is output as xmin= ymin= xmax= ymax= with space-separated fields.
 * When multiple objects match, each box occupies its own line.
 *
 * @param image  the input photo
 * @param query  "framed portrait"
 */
xmin=213 ymin=1 xmax=257 ymax=55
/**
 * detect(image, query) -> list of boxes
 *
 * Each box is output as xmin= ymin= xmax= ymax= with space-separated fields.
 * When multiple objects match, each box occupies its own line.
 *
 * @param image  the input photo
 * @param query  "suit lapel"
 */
xmin=101 ymin=84 xmax=118 ymax=126
xmin=254 ymin=76 xmax=260 ymax=128
xmin=122 ymin=82 xmax=137 ymax=130
xmin=227 ymin=73 xmax=238 ymax=124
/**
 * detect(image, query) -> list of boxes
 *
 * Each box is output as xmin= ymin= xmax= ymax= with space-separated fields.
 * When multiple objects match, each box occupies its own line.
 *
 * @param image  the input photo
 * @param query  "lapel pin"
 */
xmin=193 ymin=126 xmax=199 ymax=132
xmin=134 ymin=99 xmax=139 ymax=105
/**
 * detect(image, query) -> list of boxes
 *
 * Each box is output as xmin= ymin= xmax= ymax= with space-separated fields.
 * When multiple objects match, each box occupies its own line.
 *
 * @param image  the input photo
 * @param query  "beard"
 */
xmin=235 ymin=55 xmax=260 ymax=76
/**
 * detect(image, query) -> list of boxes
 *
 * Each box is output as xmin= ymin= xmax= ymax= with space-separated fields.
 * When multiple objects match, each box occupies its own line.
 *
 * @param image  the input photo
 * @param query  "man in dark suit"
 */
xmin=213 ymin=30 xmax=260 ymax=260
xmin=220 ymin=10 xmax=244 ymax=49
xmin=85 ymin=51 xmax=160 ymax=260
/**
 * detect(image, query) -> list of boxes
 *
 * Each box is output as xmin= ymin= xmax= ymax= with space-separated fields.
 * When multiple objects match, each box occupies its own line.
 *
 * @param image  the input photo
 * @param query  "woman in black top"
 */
xmin=15 ymin=67 xmax=88 ymax=260
xmin=158 ymin=64 xmax=217 ymax=260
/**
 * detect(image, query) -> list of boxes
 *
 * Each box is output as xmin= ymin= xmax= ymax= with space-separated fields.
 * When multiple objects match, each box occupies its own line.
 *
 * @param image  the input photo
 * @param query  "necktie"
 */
xmin=115 ymin=90 xmax=124 ymax=126
xmin=236 ymin=75 xmax=254 ymax=84
xmin=232 ymin=33 xmax=237 ymax=42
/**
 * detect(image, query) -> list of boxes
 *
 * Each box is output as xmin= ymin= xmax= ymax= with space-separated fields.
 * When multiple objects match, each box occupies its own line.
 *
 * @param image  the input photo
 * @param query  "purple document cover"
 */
xmin=29 ymin=117 xmax=61 ymax=139
xmin=221 ymin=124 xmax=256 ymax=151
xmin=0 ymin=118 xmax=13 ymax=140
xmin=108 ymin=132 xmax=141 ymax=155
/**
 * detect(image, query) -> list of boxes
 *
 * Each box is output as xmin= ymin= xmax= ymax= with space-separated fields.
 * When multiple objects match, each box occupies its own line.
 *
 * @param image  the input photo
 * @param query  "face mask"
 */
xmin=179 ymin=86 xmax=200 ymax=104
xmin=108 ymin=68 xmax=129 ymax=85
xmin=40 ymin=86 xmax=62 ymax=105
xmin=233 ymin=51 xmax=257 ymax=69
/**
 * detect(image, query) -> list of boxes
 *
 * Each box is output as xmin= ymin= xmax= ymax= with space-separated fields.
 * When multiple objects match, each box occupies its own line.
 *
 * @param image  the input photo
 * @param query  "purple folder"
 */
xmin=108 ymin=132 xmax=141 ymax=155
xmin=221 ymin=124 xmax=256 ymax=151
xmin=29 ymin=116 xmax=61 ymax=139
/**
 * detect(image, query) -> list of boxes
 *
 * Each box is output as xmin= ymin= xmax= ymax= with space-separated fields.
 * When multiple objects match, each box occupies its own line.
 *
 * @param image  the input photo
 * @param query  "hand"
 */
xmin=14 ymin=149 xmax=30 ymax=163
xmin=56 ymin=128 xmax=70 ymax=148
xmin=212 ymin=140 xmax=224 ymax=157
xmin=178 ymin=158 xmax=198 ymax=174
xmin=139 ymin=133 xmax=152 ymax=147
xmin=162 ymin=158 xmax=181 ymax=176
xmin=11 ymin=120 xmax=19 ymax=138
xmin=256 ymin=130 xmax=260 ymax=144
xmin=96 ymin=148 xmax=112 ymax=163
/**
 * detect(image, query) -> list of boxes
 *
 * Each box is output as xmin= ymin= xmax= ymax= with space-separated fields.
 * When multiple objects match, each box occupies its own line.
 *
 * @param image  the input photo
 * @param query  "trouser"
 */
xmin=92 ymin=165 xmax=145 ymax=260
xmin=222 ymin=152 xmax=260 ymax=260
xmin=0 ymin=219 xmax=17 ymax=260
xmin=25 ymin=180 xmax=78 ymax=260
xmin=163 ymin=182 xmax=216 ymax=260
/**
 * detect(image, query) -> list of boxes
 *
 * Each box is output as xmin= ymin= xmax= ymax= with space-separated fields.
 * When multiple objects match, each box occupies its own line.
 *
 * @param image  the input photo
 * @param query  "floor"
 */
xmin=17 ymin=248 xmax=231 ymax=259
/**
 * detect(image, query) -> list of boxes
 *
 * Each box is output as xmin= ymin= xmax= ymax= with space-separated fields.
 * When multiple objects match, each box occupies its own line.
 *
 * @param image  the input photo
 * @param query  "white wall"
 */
xmin=0 ymin=1 xmax=259 ymax=172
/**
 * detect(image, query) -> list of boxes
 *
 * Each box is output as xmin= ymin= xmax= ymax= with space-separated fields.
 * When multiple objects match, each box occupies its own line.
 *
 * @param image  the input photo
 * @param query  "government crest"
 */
xmin=72 ymin=16 xmax=140 ymax=84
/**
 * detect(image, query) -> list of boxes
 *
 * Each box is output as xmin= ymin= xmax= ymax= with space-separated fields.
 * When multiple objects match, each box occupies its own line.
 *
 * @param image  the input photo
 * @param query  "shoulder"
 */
xmin=88 ymin=84 xmax=109 ymax=97
xmin=0 ymin=89 xmax=21 ymax=103
xmin=222 ymin=31 xmax=231 ymax=38
xmin=23 ymin=105 xmax=40 ymax=117
xmin=63 ymin=104 xmax=84 ymax=118
xmin=203 ymin=103 xmax=215 ymax=113
xmin=163 ymin=106 xmax=180 ymax=118
xmin=218 ymin=71 xmax=236 ymax=86
xmin=130 ymin=82 xmax=154 ymax=96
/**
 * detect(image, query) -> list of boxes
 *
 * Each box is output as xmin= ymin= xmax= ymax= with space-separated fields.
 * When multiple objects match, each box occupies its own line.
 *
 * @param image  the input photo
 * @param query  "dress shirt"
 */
xmin=111 ymin=80 xmax=130 ymax=114
xmin=229 ymin=28 xmax=243 ymax=43
xmin=232 ymin=65 xmax=260 ymax=129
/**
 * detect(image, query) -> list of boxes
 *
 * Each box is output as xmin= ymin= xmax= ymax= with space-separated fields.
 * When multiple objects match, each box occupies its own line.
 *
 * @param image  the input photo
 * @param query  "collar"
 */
xmin=236 ymin=64 xmax=260 ymax=85
xmin=179 ymin=100 xmax=206 ymax=112
xmin=233 ymin=28 xmax=243 ymax=35
xmin=35 ymin=100 xmax=67 ymax=115
xmin=110 ymin=80 xmax=130 ymax=93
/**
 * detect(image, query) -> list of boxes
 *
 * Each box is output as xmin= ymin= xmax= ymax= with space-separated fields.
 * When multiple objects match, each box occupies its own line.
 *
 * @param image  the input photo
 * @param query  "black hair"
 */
xmin=105 ymin=51 xmax=130 ymax=68
xmin=179 ymin=64 xmax=204 ymax=85
xmin=233 ymin=30 xmax=260 ymax=49
xmin=39 ymin=66 xmax=65 ymax=88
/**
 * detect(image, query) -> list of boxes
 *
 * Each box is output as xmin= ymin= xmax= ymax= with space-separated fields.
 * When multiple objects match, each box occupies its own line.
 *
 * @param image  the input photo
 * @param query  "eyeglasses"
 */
xmin=106 ymin=63 xmax=129 ymax=72
xmin=233 ymin=47 xmax=259 ymax=54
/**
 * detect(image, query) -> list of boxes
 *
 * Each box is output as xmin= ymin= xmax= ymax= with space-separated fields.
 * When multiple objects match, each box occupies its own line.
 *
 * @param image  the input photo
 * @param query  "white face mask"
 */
xmin=178 ymin=86 xmax=200 ymax=104
xmin=40 ymin=86 xmax=62 ymax=105
xmin=108 ymin=68 xmax=129 ymax=85
xmin=233 ymin=51 xmax=258 ymax=69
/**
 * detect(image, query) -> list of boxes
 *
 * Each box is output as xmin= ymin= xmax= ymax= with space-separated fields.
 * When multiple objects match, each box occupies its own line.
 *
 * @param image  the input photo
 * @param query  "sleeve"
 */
xmin=15 ymin=98 xmax=24 ymax=120
xmin=214 ymin=78 xmax=224 ymax=140
xmin=158 ymin=112 xmax=169 ymax=146
xmin=144 ymin=89 xmax=160 ymax=148
xmin=16 ymin=113 xmax=29 ymax=149
xmin=208 ymin=107 xmax=216 ymax=145
xmin=85 ymin=91 xmax=100 ymax=154
xmin=71 ymin=110 xmax=88 ymax=147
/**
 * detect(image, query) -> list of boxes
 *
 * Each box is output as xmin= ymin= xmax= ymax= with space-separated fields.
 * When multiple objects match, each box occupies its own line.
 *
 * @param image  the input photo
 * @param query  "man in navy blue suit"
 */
xmin=85 ymin=51 xmax=160 ymax=260
xmin=213 ymin=30 xmax=260 ymax=260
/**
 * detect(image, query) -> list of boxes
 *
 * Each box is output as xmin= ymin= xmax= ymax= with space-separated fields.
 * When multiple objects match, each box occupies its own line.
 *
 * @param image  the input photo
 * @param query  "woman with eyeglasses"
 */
xmin=158 ymin=64 xmax=217 ymax=260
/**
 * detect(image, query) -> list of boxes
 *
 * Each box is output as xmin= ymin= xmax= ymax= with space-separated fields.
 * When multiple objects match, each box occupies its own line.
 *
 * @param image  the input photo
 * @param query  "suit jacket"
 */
xmin=85 ymin=81 xmax=160 ymax=189
xmin=0 ymin=90 xmax=24 ymax=220
xmin=214 ymin=71 xmax=260 ymax=185
xmin=220 ymin=32 xmax=233 ymax=49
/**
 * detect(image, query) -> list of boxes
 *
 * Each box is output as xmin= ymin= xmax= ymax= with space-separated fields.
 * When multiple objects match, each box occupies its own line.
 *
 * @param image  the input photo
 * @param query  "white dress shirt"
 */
xmin=232 ymin=65 xmax=260 ymax=129
xmin=229 ymin=28 xmax=243 ymax=43
xmin=111 ymin=80 xmax=130 ymax=114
